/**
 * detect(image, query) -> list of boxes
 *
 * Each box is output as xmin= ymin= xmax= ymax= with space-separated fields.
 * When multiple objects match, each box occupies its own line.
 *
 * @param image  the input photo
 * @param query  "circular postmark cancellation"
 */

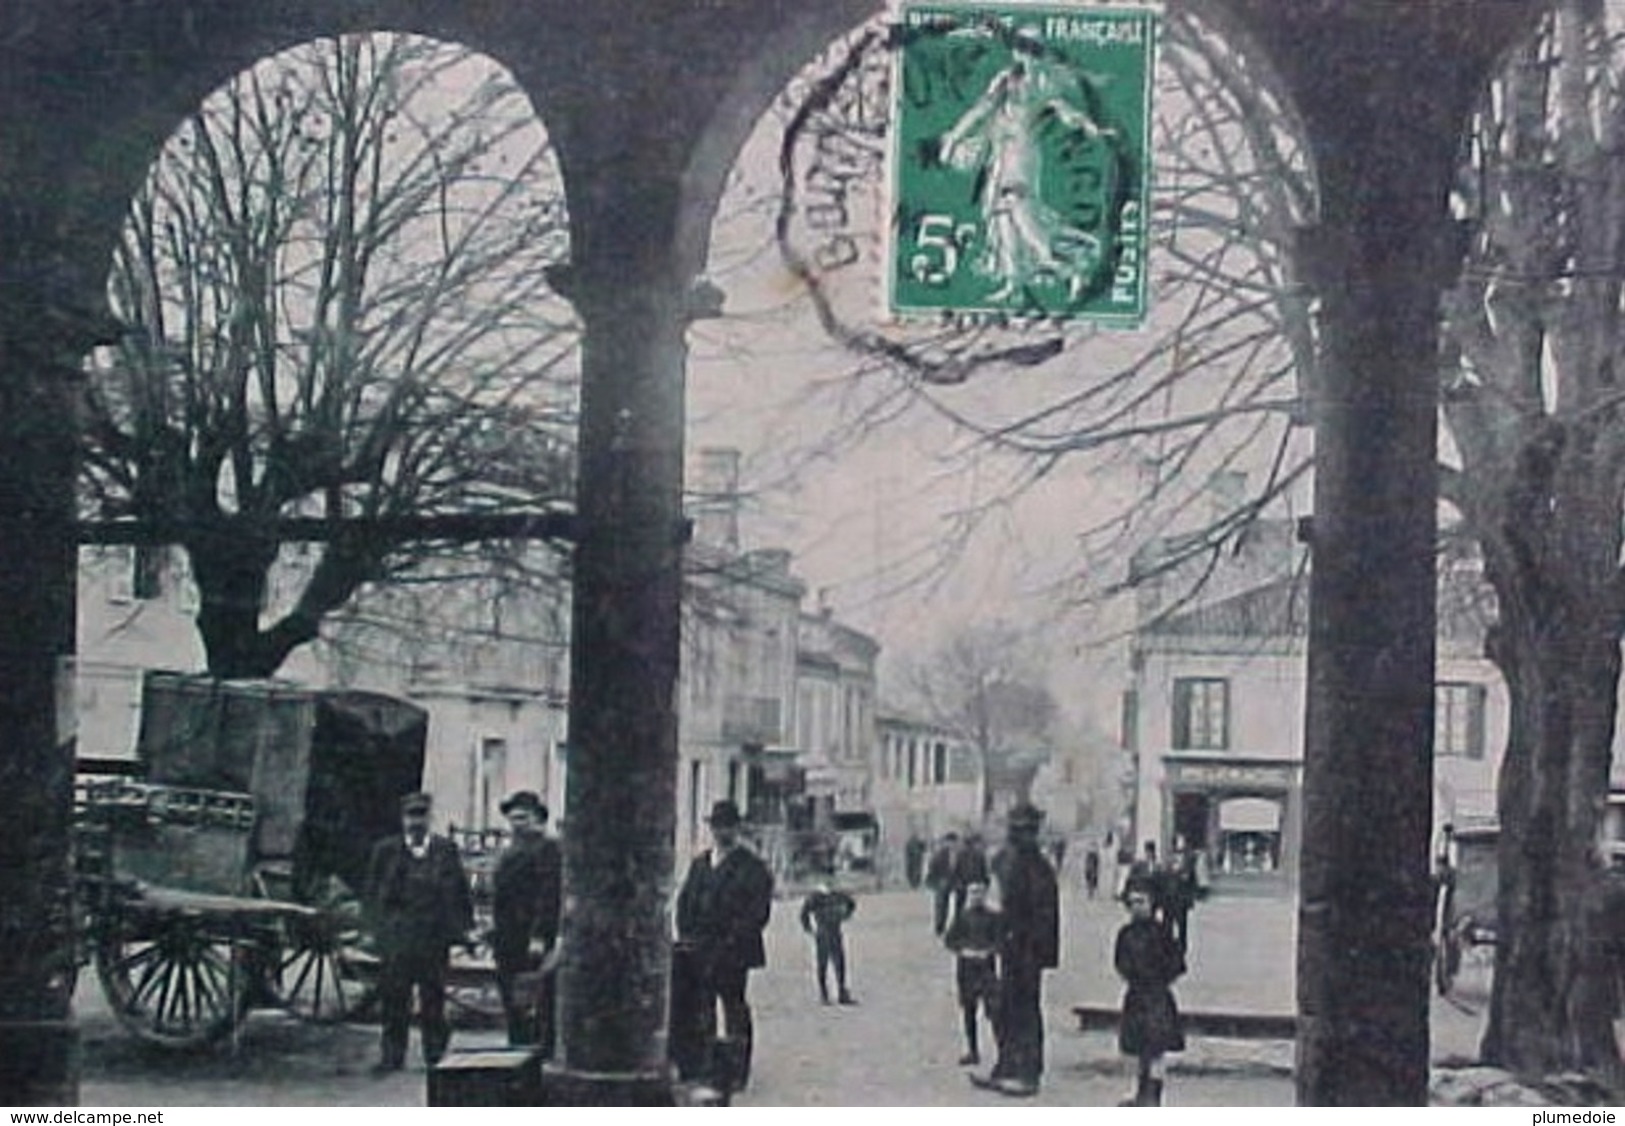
xmin=775 ymin=3 xmax=1157 ymax=382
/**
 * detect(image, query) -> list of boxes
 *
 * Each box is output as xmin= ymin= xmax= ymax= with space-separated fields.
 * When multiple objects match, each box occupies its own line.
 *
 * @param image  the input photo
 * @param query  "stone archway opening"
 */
xmin=70 ymin=25 xmax=579 ymax=1080
xmin=683 ymin=1 xmax=1321 ymax=886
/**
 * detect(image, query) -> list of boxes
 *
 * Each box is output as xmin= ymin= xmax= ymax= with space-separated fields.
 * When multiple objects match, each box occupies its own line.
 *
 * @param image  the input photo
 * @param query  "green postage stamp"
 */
xmin=888 ymin=3 xmax=1157 ymax=325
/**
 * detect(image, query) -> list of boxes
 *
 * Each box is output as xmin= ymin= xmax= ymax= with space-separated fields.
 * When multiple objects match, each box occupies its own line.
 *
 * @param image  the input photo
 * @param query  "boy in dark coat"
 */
xmin=1114 ymin=887 xmax=1187 ymax=1106
xmin=799 ymin=880 xmax=858 ymax=1005
xmin=942 ymin=879 xmax=1001 ymax=1066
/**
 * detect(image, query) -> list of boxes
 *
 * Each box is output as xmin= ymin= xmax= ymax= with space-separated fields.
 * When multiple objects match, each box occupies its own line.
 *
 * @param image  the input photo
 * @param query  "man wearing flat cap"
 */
xmin=972 ymin=802 xmax=1059 ymax=1098
xmin=364 ymin=791 xmax=473 ymax=1074
xmin=676 ymin=799 xmax=775 ymax=1090
xmin=491 ymin=790 xmax=562 ymax=1053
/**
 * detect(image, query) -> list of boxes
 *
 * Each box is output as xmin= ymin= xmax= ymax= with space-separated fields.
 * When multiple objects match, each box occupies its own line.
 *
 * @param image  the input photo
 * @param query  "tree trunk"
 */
xmin=1482 ymin=590 xmax=1624 ymax=1083
xmin=191 ymin=533 xmax=285 ymax=678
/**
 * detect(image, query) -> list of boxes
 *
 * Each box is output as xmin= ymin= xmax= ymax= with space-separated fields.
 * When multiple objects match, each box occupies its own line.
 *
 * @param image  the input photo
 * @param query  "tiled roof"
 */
xmin=1146 ymin=571 xmax=1494 ymax=643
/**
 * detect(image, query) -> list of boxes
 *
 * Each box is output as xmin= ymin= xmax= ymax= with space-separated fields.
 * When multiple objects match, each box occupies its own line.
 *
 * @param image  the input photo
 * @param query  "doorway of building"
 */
xmin=1173 ymin=791 xmax=1212 ymax=857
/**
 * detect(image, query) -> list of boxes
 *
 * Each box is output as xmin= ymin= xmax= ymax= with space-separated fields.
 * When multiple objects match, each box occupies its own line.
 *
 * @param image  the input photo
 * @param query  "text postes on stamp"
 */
xmin=888 ymin=3 xmax=1156 ymax=325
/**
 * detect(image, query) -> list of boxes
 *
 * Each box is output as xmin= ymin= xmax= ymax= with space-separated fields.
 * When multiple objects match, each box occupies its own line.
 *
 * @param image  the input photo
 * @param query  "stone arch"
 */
xmin=9 ymin=8 xmax=570 ymax=325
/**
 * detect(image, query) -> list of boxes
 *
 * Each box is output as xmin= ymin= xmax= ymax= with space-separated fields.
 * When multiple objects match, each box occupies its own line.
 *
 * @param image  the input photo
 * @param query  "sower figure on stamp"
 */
xmin=1115 ymin=886 xmax=1187 ymax=1106
xmin=491 ymin=790 xmax=562 ymax=1054
xmin=972 ymin=803 xmax=1059 ymax=1098
xmin=943 ymin=879 xmax=1001 ymax=1067
xmin=799 ymin=879 xmax=858 ymax=1006
xmin=676 ymin=800 xmax=775 ymax=1091
xmin=365 ymin=792 xmax=473 ymax=1074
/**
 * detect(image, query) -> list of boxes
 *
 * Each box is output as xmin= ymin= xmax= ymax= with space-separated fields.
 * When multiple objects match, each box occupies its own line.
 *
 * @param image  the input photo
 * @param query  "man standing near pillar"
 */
xmin=973 ymin=803 xmax=1059 ymax=1098
xmin=491 ymin=790 xmax=562 ymax=1053
xmin=676 ymin=800 xmax=775 ymax=1090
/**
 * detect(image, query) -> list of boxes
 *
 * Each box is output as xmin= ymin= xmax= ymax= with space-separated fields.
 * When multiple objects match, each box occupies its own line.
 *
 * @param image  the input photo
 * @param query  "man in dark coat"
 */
xmin=364 ymin=792 xmax=473 ymax=1074
xmin=925 ymin=832 xmax=961 ymax=935
xmin=904 ymin=834 xmax=928 ymax=889
xmin=491 ymin=790 xmax=562 ymax=1053
xmin=1159 ymin=844 xmax=1198 ymax=954
xmin=971 ymin=803 xmax=1059 ymax=1098
xmin=676 ymin=799 xmax=775 ymax=1090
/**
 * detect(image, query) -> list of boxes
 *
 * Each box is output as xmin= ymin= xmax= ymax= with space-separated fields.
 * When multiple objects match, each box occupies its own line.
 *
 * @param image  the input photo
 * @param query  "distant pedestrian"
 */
xmin=1115 ymin=887 xmax=1186 ymax=1107
xmin=490 ymin=790 xmax=561 ymax=1053
xmin=364 ymin=792 xmax=473 ymax=1075
xmin=1124 ymin=840 xmax=1161 ymax=908
xmin=970 ymin=804 xmax=1058 ymax=1099
xmin=676 ymin=800 xmax=775 ymax=1091
xmin=943 ymin=879 xmax=1001 ymax=1067
xmin=1084 ymin=844 xmax=1101 ymax=899
xmin=1049 ymin=836 xmax=1068 ymax=873
xmin=955 ymin=834 xmax=991 ymax=920
xmin=926 ymin=833 xmax=962 ymax=935
xmin=905 ymin=834 xmax=928 ymax=889
xmin=1159 ymin=846 xmax=1198 ymax=954
xmin=799 ymin=880 xmax=858 ymax=1005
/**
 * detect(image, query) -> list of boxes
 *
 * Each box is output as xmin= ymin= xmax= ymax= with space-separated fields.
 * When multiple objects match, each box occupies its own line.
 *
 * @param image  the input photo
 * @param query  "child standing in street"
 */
xmin=1114 ymin=887 xmax=1186 ymax=1106
xmin=799 ymin=880 xmax=858 ymax=1005
xmin=942 ymin=880 xmax=1001 ymax=1066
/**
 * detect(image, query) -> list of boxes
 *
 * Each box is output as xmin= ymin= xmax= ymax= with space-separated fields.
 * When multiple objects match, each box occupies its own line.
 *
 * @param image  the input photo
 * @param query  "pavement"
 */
xmin=69 ymin=876 xmax=1495 ymax=1106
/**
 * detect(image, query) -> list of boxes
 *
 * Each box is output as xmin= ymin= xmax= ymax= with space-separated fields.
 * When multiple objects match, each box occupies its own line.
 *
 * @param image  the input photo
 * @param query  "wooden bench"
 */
xmin=1073 ymin=1006 xmax=1297 ymax=1040
xmin=428 ymin=1048 xmax=545 ymax=1106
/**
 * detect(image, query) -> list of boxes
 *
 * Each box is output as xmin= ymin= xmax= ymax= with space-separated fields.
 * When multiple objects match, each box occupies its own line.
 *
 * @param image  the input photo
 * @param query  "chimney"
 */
xmin=691 ymin=447 xmax=740 ymax=552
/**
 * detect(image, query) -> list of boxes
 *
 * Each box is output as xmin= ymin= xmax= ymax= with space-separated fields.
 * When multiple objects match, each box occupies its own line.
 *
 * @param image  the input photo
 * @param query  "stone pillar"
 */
xmin=543 ymin=186 xmax=692 ymax=1106
xmin=1291 ymin=117 xmax=1466 ymax=1112
xmin=1205 ymin=0 xmax=1543 ymax=1105
xmin=0 ymin=216 xmax=98 ymax=1105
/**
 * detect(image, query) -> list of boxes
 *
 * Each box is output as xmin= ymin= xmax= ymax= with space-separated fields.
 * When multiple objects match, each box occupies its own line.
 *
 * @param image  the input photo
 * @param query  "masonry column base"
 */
xmin=541 ymin=1063 xmax=678 ymax=1106
xmin=0 ymin=1019 xmax=78 ymax=1106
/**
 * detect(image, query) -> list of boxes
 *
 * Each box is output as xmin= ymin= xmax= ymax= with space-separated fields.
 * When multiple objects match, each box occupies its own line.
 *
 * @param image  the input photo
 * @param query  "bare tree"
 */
xmin=698 ymin=8 xmax=1316 ymax=618
xmin=82 ymin=32 xmax=577 ymax=678
xmin=905 ymin=620 xmax=1059 ymax=816
xmin=1440 ymin=0 xmax=1625 ymax=1081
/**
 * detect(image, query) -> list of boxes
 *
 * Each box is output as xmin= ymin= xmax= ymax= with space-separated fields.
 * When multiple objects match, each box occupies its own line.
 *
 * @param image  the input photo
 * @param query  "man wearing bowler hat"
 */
xmin=491 ymin=790 xmax=562 ymax=1053
xmin=676 ymin=799 xmax=774 ymax=1090
xmin=364 ymin=791 xmax=473 ymax=1074
xmin=972 ymin=802 xmax=1059 ymax=1098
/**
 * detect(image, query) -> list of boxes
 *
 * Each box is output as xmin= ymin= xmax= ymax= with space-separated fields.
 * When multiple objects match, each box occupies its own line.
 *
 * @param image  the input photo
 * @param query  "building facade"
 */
xmin=77 ymin=448 xmax=886 ymax=887
xmin=76 ymin=541 xmax=573 ymax=836
xmin=1123 ymin=521 xmax=1506 ymax=882
xmin=871 ymin=709 xmax=981 ymax=872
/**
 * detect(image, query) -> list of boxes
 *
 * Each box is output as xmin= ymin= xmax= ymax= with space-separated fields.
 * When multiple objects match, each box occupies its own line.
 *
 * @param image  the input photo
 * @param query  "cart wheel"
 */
xmin=95 ymin=912 xmax=249 ymax=1048
xmin=257 ymin=873 xmax=375 ymax=1024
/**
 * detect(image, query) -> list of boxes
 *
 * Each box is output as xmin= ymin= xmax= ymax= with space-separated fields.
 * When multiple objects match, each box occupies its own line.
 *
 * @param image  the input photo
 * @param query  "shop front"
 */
xmin=1162 ymin=755 xmax=1302 ymax=880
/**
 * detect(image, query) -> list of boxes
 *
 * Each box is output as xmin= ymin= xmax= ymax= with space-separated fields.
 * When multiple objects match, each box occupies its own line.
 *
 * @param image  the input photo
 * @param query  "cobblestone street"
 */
xmin=74 ymin=878 xmax=1495 ymax=1106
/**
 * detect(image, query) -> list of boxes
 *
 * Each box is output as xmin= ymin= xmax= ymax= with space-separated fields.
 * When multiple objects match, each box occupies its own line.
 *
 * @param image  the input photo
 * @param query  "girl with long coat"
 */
xmin=1114 ymin=887 xmax=1186 ymax=1106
